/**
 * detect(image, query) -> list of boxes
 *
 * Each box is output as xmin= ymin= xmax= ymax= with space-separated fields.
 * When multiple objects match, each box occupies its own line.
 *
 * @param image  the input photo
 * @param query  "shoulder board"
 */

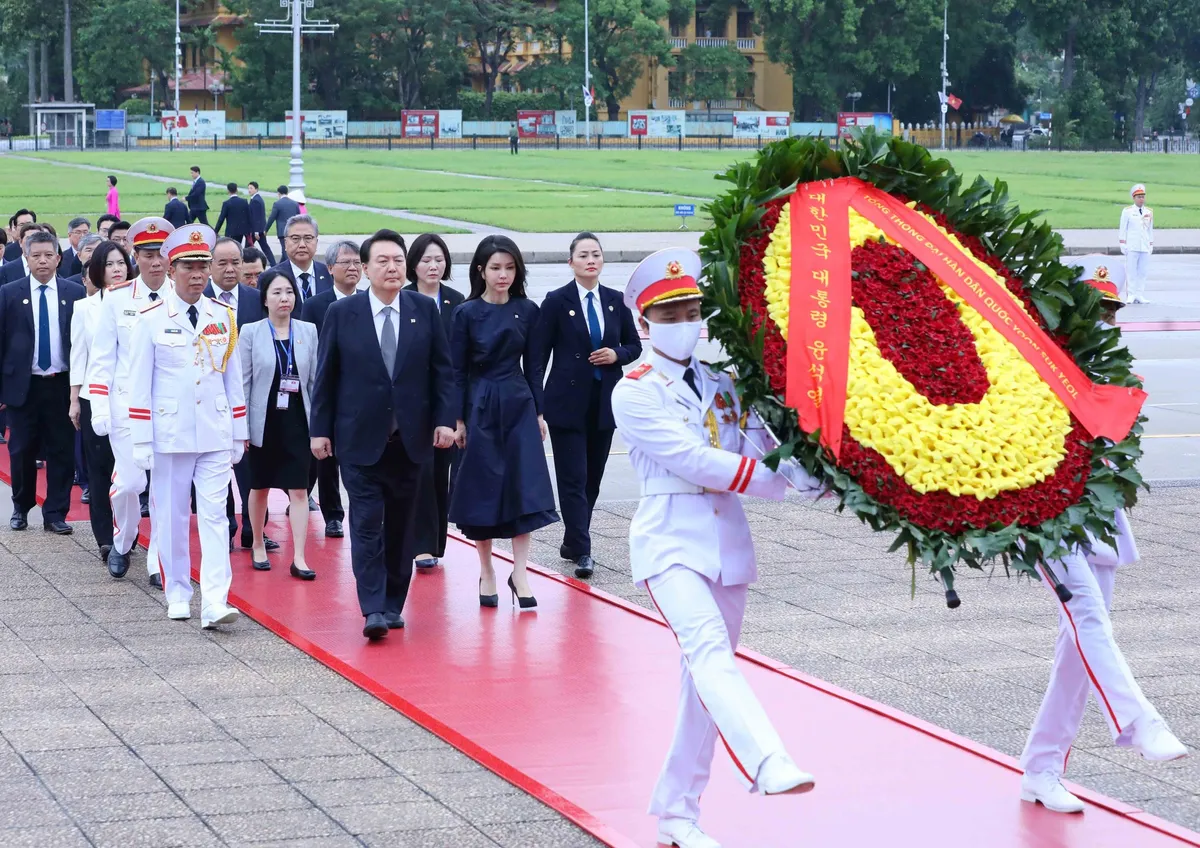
xmin=209 ymin=296 xmax=236 ymax=312
xmin=108 ymin=281 xmax=132 ymax=292
xmin=625 ymin=362 xmax=653 ymax=381
xmin=139 ymin=301 xmax=163 ymax=314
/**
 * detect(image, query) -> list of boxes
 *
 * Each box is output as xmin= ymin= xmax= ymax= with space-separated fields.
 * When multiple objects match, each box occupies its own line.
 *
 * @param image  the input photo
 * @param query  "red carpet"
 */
xmin=2 ymin=453 xmax=1198 ymax=848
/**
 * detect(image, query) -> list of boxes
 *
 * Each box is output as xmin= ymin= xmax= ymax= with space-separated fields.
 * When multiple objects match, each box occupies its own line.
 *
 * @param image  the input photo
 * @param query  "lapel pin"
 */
xmin=569 ymin=309 xmax=576 ymax=316
xmin=61 ymin=300 xmax=67 ymax=306
xmin=22 ymin=299 xmax=28 ymax=305
xmin=410 ymin=318 xmax=416 ymax=323
xmin=608 ymin=305 xmax=614 ymax=311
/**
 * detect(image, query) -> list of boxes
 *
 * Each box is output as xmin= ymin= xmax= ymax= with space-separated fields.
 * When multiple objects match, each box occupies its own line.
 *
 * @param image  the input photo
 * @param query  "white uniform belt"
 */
xmin=641 ymin=477 xmax=707 ymax=496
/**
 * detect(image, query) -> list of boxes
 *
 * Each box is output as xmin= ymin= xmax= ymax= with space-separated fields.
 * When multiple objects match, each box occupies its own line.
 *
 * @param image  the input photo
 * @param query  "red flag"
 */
xmin=946 ymin=93 xmax=962 ymax=110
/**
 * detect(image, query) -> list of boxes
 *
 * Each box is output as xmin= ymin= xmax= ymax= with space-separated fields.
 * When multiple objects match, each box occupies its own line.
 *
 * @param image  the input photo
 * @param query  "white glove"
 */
xmin=132 ymin=444 xmax=153 ymax=471
xmin=777 ymin=458 xmax=823 ymax=494
xmin=230 ymin=441 xmax=245 ymax=466
xmin=91 ymin=414 xmax=110 ymax=437
xmin=1119 ymin=244 xmax=1127 ymax=255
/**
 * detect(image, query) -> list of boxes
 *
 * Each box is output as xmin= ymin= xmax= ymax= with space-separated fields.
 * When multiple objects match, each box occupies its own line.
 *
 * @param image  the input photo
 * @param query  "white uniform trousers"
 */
xmin=1019 ymin=552 xmax=1159 ymax=779
xmin=644 ymin=565 xmax=788 ymax=822
xmin=1124 ymin=250 xmax=1150 ymax=301
xmin=152 ymin=451 xmax=233 ymax=615
xmin=109 ymin=424 xmax=159 ymax=577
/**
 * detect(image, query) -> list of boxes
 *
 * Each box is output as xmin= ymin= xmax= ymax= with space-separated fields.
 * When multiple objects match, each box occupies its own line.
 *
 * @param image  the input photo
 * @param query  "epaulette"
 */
xmin=139 ymin=301 xmax=163 ymax=314
xmin=626 ymin=362 xmax=653 ymax=380
xmin=108 ymin=280 xmax=132 ymax=292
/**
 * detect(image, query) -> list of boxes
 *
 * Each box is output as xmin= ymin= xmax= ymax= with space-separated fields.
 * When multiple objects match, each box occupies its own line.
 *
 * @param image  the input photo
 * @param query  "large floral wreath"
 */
xmin=702 ymin=133 xmax=1146 ymax=592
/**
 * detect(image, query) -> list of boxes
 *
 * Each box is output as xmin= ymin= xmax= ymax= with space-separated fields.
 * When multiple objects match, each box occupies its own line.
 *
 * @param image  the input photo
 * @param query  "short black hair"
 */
xmin=23 ymin=230 xmax=57 ymax=255
xmin=107 ymin=175 xmax=118 ymax=186
xmin=68 ymin=216 xmax=91 ymax=231
xmin=241 ymin=246 xmax=267 ymax=267
xmin=10 ymin=208 xmax=36 ymax=227
xmin=190 ymin=165 xmax=201 ymax=174
xmin=88 ymin=242 xmax=133 ymax=291
xmin=165 ymin=187 xmax=178 ymax=197
xmin=0 ymin=229 xmax=6 ymax=246
xmin=277 ymin=185 xmax=289 ymax=194
xmin=569 ymin=231 xmax=603 ymax=256
xmin=467 ymin=235 xmax=527 ymax=300
xmin=226 ymin=182 xmax=238 ymax=193
xmin=248 ymin=181 xmax=259 ymax=190
xmin=360 ymin=229 xmax=407 ymax=264
xmin=406 ymin=233 xmax=452 ymax=284
xmin=256 ymin=268 xmax=300 ymax=312
xmin=96 ymin=213 xmax=120 ymax=228
xmin=108 ymin=220 xmax=131 ymax=235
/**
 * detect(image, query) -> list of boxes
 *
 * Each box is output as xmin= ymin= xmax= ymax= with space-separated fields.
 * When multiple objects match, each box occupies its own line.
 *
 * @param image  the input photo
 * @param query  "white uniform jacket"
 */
xmin=86 ymin=277 xmax=171 ymax=420
xmin=1119 ymin=205 xmax=1154 ymax=253
xmin=128 ymin=291 xmax=248 ymax=454
xmin=69 ymin=292 xmax=103 ymax=401
xmin=612 ymin=353 xmax=787 ymax=586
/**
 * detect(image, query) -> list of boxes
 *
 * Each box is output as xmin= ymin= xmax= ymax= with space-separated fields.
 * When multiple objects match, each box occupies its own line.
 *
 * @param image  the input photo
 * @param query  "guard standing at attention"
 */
xmin=1118 ymin=183 xmax=1153 ymax=304
xmin=87 ymin=217 xmax=174 ymax=585
xmin=127 ymin=225 xmax=247 ymax=629
xmin=611 ymin=249 xmax=819 ymax=848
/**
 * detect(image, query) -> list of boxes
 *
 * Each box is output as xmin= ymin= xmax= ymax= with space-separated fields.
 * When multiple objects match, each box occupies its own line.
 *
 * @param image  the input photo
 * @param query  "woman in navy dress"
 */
xmin=449 ymin=235 xmax=558 ymax=610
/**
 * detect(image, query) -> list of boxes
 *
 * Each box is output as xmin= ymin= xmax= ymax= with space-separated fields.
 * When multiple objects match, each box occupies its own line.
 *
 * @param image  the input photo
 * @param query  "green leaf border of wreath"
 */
xmin=700 ymin=130 xmax=1146 ymax=581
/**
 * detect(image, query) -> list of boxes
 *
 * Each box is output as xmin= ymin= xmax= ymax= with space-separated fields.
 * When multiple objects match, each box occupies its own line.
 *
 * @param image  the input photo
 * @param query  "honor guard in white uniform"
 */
xmin=1118 ymin=183 xmax=1153 ymax=303
xmin=127 ymin=225 xmax=248 ymax=629
xmin=611 ymin=249 xmax=819 ymax=848
xmin=1019 ymin=259 xmax=1187 ymax=814
xmin=87 ymin=217 xmax=174 ymax=585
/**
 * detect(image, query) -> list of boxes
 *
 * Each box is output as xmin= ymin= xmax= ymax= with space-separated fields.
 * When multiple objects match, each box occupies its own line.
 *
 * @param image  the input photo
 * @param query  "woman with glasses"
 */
xmin=69 ymin=242 xmax=133 ymax=562
xmin=403 ymin=234 xmax=465 ymax=570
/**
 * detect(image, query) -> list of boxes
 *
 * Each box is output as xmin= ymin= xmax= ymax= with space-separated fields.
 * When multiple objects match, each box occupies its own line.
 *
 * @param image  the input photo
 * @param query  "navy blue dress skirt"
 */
xmin=447 ymin=297 xmax=559 ymax=541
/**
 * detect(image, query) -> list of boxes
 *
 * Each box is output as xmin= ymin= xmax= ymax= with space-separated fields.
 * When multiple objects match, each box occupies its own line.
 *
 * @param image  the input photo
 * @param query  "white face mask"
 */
xmin=647 ymin=319 xmax=703 ymax=361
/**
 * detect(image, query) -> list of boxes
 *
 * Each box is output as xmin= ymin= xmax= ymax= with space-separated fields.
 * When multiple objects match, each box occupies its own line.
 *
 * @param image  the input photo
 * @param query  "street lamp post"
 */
xmin=174 ymin=0 xmax=181 ymax=146
xmin=255 ymin=0 xmax=337 ymax=204
xmin=940 ymin=0 xmax=949 ymax=149
xmin=583 ymin=0 xmax=591 ymax=143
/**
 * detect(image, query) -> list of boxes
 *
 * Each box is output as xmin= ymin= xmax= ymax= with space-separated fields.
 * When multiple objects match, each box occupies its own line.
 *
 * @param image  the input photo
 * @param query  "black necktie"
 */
xmin=149 ymin=291 xmax=160 ymax=302
xmin=300 ymin=272 xmax=312 ymax=299
xmin=683 ymin=366 xmax=701 ymax=399
xmin=187 ymin=305 xmax=198 ymax=328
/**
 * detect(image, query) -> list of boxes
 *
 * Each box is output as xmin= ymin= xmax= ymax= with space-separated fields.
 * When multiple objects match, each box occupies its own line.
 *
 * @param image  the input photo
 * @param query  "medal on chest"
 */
xmin=196 ymin=318 xmax=238 ymax=373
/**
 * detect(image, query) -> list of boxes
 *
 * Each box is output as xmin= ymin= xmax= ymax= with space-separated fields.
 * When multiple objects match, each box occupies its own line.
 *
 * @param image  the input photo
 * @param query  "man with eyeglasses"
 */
xmin=62 ymin=217 xmax=91 ymax=277
xmin=96 ymin=214 xmax=119 ymax=241
xmin=268 ymin=214 xmax=332 ymax=302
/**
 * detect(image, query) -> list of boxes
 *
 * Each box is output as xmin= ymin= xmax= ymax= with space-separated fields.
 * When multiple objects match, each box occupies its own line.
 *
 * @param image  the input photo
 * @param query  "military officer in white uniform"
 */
xmin=1019 ymin=257 xmax=1187 ymax=814
xmin=127 ymin=225 xmax=248 ymax=629
xmin=1118 ymin=183 xmax=1153 ymax=303
xmin=611 ymin=249 xmax=818 ymax=848
xmin=88 ymin=217 xmax=174 ymax=584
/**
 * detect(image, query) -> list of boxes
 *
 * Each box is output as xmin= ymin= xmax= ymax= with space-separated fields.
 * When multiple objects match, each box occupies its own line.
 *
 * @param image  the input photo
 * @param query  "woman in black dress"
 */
xmin=449 ymin=236 xmax=558 ymax=610
xmin=240 ymin=270 xmax=320 ymax=579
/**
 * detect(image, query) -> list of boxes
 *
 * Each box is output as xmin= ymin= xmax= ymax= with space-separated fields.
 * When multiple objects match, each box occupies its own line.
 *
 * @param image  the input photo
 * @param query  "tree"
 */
xmin=74 ymin=0 xmax=175 ymax=107
xmin=463 ymin=0 xmax=537 ymax=118
xmin=674 ymin=43 xmax=751 ymax=117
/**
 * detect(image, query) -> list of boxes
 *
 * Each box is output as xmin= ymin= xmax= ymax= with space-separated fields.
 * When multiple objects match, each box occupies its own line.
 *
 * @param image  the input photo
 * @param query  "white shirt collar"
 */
xmin=576 ymin=280 xmax=601 ymax=305
xmin=31 ymin=274 xmax=56 ymax=290
xmin=367 ymin=287 xmax=400 ymax=316
xmin=213 ymin=283 xmax=238 ymax=305
xmin=290 ymin=260 xmax=314 ymax=279
xmin=333 ymin=286 xmax=356 ymax=300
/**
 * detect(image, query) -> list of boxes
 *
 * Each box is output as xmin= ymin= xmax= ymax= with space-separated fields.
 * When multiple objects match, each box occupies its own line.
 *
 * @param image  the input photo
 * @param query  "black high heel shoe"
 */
xmin=507 ymin=574 xmax=537 ymax=611
xmin=479 ymin=578 xmax=498 ymax=608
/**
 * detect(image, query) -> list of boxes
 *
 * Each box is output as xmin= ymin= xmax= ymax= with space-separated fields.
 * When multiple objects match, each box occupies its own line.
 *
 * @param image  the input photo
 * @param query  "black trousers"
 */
xmin=412 ymin=445 xmax=457 ymax=558
xmin=308 ymin=455 xmax=344 ymax=523
xmin=190 ymin=210 xmax=209 ymax=226
xmin=341 ymin=437 xmax=422 ymax=617
xmin=249 ymin=232 xmax=276 ymax=265
xmin=78 ymin=399 xmax=115 ymax=548
xmin=548 ymin=380 xmax=614 ymax=559
xmin=8 ymin=374 xmax=74 ymax=522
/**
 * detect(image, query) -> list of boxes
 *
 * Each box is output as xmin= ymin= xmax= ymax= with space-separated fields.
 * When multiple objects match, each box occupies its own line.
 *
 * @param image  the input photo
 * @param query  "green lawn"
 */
xmin=15 ymin=147 xmax=1200 ymax=233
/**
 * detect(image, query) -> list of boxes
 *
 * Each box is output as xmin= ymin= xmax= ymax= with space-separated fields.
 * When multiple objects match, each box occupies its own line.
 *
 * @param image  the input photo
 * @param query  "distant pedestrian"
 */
xmin=186 ymin=165 xmax=209 ymax=225
xmin=105 ymin=176 xmax=120 ymax=219
xmin=264 ymin=186 xmax=301 ymax=262
xmin=215 ymin=182 xmax=252 ymax=246
xmin=509 ymin=123 xmax=519 ymax=154
xmin=163 ymin=187 xmax=189 ymax=228
xmin=246 ymin=181 xmax=276 ymax=264
xmin=1119 ymin=183 xmax=1153 ymax=304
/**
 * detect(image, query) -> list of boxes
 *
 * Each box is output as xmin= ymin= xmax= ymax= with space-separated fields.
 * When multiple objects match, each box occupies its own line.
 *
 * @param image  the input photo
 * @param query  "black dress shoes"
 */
xmin=308 ymin=496 xmax=319 ymax=511
xmin=363 ymin=612 xmax=388 ymax=640
xmin=251 ymin=558 xmax=271 ymax=571
xmin=384 ymin=612 xmax=405 ymax=629
xmin=99 ymin=545 xmax=112 ymax=563
xmin=574 ymin=555 xmax=596 ymax=579
xmin=148 ymin=573 xmax=163 ymax=590
xmin=324 ymin=519 xmax=343 ymax=538
xmin=414 ymin=557 xmax=439 ymax=570
xmin=507 ymin=575 xmax=538 ymax=611
xmin=10 ymin=511 xmax=27 ymax=531
xmin=44 ymin=521 xmax=73 ymax=535
xmin=107 ymin=548 xmax=130 ymax=578
xmin=289 ymin=563 xmax=316 ymax=581
xmin=80 ymin=487 xmax=90 ymax=505
xmin=241 ymin=534 xmax=280 ymax=551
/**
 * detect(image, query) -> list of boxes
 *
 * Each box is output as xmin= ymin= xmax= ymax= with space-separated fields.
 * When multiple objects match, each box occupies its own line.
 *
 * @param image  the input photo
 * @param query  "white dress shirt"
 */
xmin=368 ymin=287 xmax=401 ymax=346
xmin=577 ymin=281 xmax=605 ymax=336
xmin=333 ymin=286 xmax=354 ymax=300
xmin=290 ymin=261 xmax=315 ymax=299
xmin=31 ymin=276 xmax=66 ymax=375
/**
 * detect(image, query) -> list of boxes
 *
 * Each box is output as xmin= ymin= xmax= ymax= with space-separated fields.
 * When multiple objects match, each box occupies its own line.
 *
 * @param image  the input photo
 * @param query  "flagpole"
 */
xmin=584 ymin=0 xmax=591 ymax=143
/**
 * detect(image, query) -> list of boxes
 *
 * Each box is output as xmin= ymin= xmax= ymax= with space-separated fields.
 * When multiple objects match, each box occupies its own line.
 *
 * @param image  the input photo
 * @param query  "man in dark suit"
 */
xmin=61 ymin=217 xmax=90 ymax=278
xmin=264 ymin=186 xmax=301 ymax=262
xmin=0 ymin=231 xmax=86 ymax=533
xmin=245 ymin=182 xmax=276 ymax=265
xmin=185 ymin=165 xmax=209 ymax=225
xmin=310 ymin=229 xmax=455 ymax=640
xmin=163 ymin=187 xmax=190 ymax=228
xmin=3 ymin=209 xmax=35 ymax=264
xmin=269 ymin=214 xmax=332 ymax=302
xmin=301 ymin=240 xmax=363 ymax=538
xmin=214 ymin=183 xmax=252 ymax=246
xmin=534 ymin=233 xmax=641 ymax=578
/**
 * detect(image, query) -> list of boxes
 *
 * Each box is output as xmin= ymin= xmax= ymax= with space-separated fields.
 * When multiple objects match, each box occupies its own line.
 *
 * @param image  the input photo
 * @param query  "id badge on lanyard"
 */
xmin=272 ymin=321 xmax=298 ymax=410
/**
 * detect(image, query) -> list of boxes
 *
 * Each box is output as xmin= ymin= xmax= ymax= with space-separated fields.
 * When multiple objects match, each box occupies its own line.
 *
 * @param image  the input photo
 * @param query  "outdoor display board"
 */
xmin=285 ymin=111 xmax=348 ymax=140
xmin=95 ymin=110 xmax=126 ymax=132
xmin=628 ymin=110 xmax=686 ymax=138
xmin=733 ymin=112 xmax=791 ymax=139
xmin=437 ymin=110 xmax=463 ymax=138
xmin=516 ymin=110 xmax=577 ymax=138
xmin=837 ymin=112 xmax=893 ymax=138
xmin=161 ymin=110 xmax=226 ymax=140
xmin=401 ymin=109 xmax=440 ymax=138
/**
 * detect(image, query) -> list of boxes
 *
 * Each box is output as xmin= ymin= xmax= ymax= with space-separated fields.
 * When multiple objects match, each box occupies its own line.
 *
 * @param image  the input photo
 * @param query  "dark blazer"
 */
xmin=265 ymin=196 xmax=302 ymax=237
xmin=300 ymin=287 xmax=346 ymax=335
xmin=61 ymin=247 xmax=82 ymax=278
xmin=0 ymin=275 xmax=86 ymax=407
xmin=534 ymin=281 xmax=641 ymax=430
xmin=310 ymin=290 xmax=454 ymax=468
xmin=164 ymin=197 xmax=190 ymax=228
xmin=186 ymin=177 xmax=209 ymax=217
xmin=203 ymin=281 xmax=265 ymax=329
xmin=269 ymin=259 xmax=333 ymax=299
xmin=2 ymin=242 xmax=20 ymax=264
xmin=402 ymin=282 xmax=465 ymax=345
xmin=65 ymin=273 xmax=84 ymax=286
xmin=248 ymin=193 xmax=268 ymax=232
xmin=1 ymin=259 xmax=29 ymax=285
xmin=215 ymin=195 xmax=252 ymax=240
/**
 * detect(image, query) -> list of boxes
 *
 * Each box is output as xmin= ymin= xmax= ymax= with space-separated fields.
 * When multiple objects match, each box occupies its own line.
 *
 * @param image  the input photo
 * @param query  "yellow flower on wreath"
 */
xmin=762 ymin=202 xmax=1073 ymax=500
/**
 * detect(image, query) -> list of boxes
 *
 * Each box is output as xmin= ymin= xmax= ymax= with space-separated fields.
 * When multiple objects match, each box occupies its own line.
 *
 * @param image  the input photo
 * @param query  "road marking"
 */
xmin=1142 ymin=434 xmax=1200 ymax=439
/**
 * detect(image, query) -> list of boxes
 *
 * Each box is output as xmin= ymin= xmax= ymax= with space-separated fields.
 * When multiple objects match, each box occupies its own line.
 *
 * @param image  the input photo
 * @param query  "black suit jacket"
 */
xmin=534 ymin=281 xmax=641 ymax=430
xmin=65 ymin=273 xmax=84 ymax=286
xmin=310 ymin=290 xmax=453 ymax=467
xmin=61 ymin=247 xmax=82 ymax=278
xmin=0 ymin=276 xmax=86 ymax=407
xmin=2 ymin=242 xmax=20 ymax=264
xmin=1 ymin=260 xmax=29 ymax=285
xmin=299 ymin=287 xmax=347 ymax=335
xmin=402 ymin=282 xmax=465 ymax=345
xmin=248 ymin=193 xmax=268 ymax=232
xmin=164 ymin=197 xmax=190 ymax=228
xmin=215 ymin=195 xmax=252 ymax=240
xmin=265 ymin=197 xmax=302 ymax=237
xmin=269 ymin=259 xmax=333 ymax=299
xmin=186 ymin=178 xmax=209 ymax=216
xmin=203 ymin=282 xmax=264 ymax=329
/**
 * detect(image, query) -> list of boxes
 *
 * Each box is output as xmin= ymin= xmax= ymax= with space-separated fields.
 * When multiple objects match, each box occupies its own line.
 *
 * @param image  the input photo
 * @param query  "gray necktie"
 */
xmin=380 ymin=306 xmax=396 ymax=379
